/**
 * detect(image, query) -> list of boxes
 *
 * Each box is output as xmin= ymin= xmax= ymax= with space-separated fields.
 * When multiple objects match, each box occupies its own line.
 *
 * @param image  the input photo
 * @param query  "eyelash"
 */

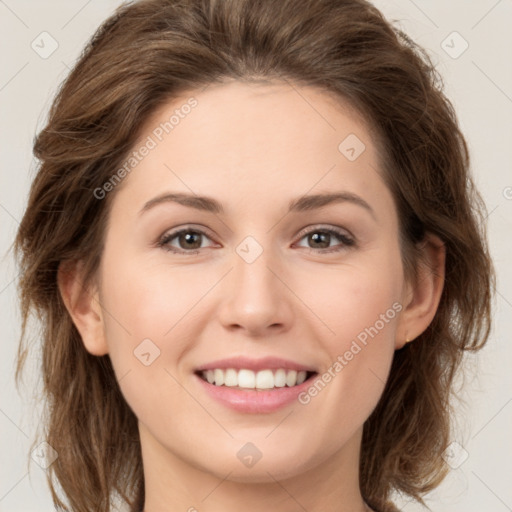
xmin=156 ymin=225 xmax=355 ymax=255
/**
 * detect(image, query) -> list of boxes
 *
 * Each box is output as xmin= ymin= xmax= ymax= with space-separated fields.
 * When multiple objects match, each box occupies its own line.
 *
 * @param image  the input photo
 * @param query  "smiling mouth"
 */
xmin=195 ymin=368 xmax=318 ymax=390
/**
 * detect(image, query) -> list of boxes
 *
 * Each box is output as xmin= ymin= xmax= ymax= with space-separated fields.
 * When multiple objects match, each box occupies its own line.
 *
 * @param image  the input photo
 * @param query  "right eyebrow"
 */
xmin=139 ymin=192 xmax=223 ymax=216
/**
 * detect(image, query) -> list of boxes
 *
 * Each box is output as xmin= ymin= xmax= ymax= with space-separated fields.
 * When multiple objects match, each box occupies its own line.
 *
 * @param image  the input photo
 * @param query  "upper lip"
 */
xmin=195 ymin=356 xmax=317 ymax=373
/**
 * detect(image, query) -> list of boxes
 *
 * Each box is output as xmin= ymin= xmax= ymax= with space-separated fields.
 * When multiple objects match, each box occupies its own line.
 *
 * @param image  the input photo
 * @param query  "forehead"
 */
xmin=136 ymin=79 xmax=374 ymax=158
xmin=111 ymin=80 xmax=394 ymax=222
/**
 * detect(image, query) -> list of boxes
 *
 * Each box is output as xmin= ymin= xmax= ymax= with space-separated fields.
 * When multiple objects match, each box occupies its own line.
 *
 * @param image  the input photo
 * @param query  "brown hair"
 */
xmin=14 ymin=0 xmax=495 ymax=511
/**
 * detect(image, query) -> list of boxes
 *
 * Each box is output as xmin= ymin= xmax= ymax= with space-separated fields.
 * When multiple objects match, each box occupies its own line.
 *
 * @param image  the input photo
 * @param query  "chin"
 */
xmin=195 ymin=437 xmax=328 ymax=484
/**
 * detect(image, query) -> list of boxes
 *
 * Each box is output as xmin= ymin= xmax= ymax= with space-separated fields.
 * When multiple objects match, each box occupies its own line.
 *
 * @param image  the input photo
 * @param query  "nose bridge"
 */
xmin=217 ymin=234 xmax=291 ymax=333
xmin=233 ymin=234 xmax=281 ymax=302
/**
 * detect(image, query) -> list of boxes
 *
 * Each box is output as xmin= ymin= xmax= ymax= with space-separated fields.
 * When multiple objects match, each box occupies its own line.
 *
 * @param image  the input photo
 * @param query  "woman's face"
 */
xmin=92 ymin=80 xmax=412 ymax=482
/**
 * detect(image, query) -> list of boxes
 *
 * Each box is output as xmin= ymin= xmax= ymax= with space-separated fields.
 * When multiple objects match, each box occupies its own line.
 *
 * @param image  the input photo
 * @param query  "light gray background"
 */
xmin=1 ymin=1 xmax=511 ymax=511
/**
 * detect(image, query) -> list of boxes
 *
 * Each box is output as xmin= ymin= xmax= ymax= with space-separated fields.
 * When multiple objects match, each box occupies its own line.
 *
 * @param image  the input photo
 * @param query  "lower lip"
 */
xmin=194 ymin=373 xmax=317 ymax=414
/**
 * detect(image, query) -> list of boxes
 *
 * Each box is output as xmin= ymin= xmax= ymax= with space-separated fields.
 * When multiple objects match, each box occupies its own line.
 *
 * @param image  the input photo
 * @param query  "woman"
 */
xmin=14 ymin=0 xmax=495 ymax=511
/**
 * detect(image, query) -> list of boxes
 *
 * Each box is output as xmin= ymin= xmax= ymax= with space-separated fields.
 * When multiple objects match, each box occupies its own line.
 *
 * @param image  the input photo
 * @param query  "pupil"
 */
xmin=310 ymin=232 xmax=329 ymax=249
xmin=180 ymin=232 xmax=201 ymax=249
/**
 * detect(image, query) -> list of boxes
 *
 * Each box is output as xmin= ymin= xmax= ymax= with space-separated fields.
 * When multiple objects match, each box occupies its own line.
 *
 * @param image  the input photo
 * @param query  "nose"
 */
xmin=216 ymin=241 xmax=294 ymax=337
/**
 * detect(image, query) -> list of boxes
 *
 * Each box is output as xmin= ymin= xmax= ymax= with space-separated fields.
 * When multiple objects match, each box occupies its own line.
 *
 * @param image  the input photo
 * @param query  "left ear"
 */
xmin=395 ymin=232 xmax=446 ymax=349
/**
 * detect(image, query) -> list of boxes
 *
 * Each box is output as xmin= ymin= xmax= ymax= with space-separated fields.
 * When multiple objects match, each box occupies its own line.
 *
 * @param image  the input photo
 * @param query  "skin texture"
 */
xmin=59 ymin=80 xmax=445 ymax=512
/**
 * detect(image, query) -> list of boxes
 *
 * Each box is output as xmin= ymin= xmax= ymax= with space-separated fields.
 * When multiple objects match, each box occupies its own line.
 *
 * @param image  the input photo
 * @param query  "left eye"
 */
xmin=294 ymin=227 xmax=355 ymax=252
xmin=157 ymin=226 xmax=355 ymax=254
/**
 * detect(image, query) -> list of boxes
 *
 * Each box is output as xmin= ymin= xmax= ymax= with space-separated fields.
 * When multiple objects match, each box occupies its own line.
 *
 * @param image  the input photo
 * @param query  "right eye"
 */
xmin=157 ymin=227 xmax=217 ymax=254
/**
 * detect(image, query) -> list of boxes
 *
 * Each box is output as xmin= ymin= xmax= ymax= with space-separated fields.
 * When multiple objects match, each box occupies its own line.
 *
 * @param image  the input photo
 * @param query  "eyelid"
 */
xmin=159 ymin=224 xmax=216 ymax=238
xmin=294 ymin=224 xmax=354 ymax=242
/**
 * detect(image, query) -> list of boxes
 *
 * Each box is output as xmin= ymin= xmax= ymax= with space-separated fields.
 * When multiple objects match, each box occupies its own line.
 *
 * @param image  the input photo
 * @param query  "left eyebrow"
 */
xmin=288 ymin=192 xmax=376 ymax=220
xmin=138 ymin=191 xmax=376 ymax=220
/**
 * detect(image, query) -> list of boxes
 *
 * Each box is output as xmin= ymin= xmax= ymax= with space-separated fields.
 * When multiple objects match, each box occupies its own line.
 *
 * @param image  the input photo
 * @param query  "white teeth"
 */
xmin=274 ymin=369 xmax=287 ymax=387
xmin=200 ymin=368 xmax=311 ymax=389
xmin=285 ymin=370 xmax=297 ymax=387
xmin=238 ymin=369 xmax=255 ymax=388
xmin=224 ymin=368 xmax=238 ymax=386
xmin=214 ymin=368 xmax=224 ymax=386
xmin=255 ymin=369 xmax=274 ymax=389
xmin=296 ymin=370 xmax=307 ymax=385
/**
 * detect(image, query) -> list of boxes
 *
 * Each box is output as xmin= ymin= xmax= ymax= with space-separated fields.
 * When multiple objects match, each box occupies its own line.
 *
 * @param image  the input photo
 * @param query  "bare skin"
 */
xmin=59 ymin=80 xmax=445 ymax=512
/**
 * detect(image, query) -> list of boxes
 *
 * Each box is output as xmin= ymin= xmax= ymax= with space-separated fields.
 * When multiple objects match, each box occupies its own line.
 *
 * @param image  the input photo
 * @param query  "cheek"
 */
xmin=297 ymin=253 xmax=403 ymax=420
xmin=100 ymin=251 xmax=211 ymax=346
xmin=97 ymin=255 xmax=205 ymax=426
xmin=305 ymin=257 xmax=403 ymax=354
